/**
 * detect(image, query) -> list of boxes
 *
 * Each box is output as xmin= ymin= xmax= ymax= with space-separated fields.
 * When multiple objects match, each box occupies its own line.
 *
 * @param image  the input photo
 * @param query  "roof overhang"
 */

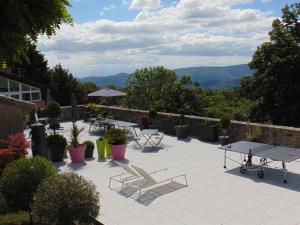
xmin=0 ymin=94 xmax=36 ymax=110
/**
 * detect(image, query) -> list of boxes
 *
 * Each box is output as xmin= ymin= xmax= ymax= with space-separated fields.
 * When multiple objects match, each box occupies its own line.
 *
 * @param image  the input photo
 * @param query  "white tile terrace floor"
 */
xmin=53 ymin=121 xmax=300 ymax=225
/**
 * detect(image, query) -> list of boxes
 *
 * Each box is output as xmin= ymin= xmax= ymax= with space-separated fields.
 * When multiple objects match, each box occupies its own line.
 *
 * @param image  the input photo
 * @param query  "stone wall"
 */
xmin=60 ymin=105 xmax=300 ymax=148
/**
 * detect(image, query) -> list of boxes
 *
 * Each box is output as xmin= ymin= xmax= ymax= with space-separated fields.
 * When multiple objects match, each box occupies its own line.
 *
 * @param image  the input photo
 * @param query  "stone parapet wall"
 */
xmin=60 ymin=105 xmax=300 ymax=148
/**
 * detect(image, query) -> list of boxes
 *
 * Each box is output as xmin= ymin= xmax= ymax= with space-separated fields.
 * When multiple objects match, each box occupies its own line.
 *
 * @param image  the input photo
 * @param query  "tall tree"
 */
xmin=0 ymin=0 xmax=72 ymax=64
xmin=49 ymin=64 xmax=84 ymax=106
xmin=12 ymin=44 xmax=51 ymax=99
xmin=249 ymin=3 xmax=300 ymax=126
xmin=125 ymin=67 xmax=177 ymax=111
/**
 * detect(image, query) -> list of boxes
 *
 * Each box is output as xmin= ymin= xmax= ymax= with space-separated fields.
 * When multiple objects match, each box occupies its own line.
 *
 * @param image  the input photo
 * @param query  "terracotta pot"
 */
xmin=110 ymin=144 xmax=127 ymax=160
xmin=68 ymin=144 xmax=86 ymax=163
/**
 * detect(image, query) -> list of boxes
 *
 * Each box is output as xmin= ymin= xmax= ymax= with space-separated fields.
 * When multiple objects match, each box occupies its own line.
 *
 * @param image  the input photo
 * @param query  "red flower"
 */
xmin=0 ymin=133 xmax=30 ymax=173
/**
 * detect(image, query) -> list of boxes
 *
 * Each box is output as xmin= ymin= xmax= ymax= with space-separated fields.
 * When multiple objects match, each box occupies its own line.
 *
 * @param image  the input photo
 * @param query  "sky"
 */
xmin=37 ymin=0 xmax=295 ymax=77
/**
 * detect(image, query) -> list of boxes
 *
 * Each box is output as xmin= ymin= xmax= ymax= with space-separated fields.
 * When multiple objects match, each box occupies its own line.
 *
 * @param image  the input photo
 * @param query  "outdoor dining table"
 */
xmin=140 ymin=129 xmax=159 ymax=147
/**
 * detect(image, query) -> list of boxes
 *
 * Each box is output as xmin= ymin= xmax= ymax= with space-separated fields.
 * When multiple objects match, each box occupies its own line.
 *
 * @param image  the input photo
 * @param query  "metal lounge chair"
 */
xmin=109 ymin=162 xmax=140 ymax=191
xmin=109 ymin=162 xmax=169 ymax=193
xmin=131 ymin=165 xmax=188 ymax=198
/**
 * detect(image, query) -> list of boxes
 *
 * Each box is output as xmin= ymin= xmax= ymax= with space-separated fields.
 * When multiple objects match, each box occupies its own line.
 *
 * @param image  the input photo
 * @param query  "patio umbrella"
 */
xmin=71 ymin=92 xmax=78 ymax=122
xmin=46 ymin=89 xmax=52 ymax=107
xmin=87 ymin=88 xmax=126 ymax=111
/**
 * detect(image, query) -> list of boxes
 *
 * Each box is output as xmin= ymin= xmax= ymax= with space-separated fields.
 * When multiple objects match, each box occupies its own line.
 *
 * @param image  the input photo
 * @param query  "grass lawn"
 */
xmin=0 ymin=211 xmax=31 ymax=225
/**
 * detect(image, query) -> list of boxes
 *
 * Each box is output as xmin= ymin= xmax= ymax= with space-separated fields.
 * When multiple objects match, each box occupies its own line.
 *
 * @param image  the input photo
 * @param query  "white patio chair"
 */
xmin=153 ymin=133 xmax=165 ymax=148
xmin=131 ymin=165 xmax=188 ymax=198
xmin=132 ymin=133 xmax=143 ymax=149
xmin=109 ymin=162 xmax=168 ymax=193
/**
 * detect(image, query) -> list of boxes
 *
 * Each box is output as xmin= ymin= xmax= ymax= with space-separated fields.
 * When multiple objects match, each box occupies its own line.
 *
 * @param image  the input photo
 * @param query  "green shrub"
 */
xmin=220 ymin=114 xmax=231 ymax=129
xmin=46 ymin=135 xmax=67 ymax=162
xmin=83 ymin=140 xmax=95 ymax=150
xmin=83 ymin=140 xmax=95 ymax=158
xmin=105 ymin=128 xmax=126 ymax=145
xmin=33 ymin=173 xmax=100 ymax=225
xmin=46 ymin=101 xmax=61 ymax=119
xmin=0 ymin=157 xmax=57 ymax=212
xmin=149 ymin=108 xmax=157 ymax=120
xmin=0 ymin=191 xmax=9 ymax=214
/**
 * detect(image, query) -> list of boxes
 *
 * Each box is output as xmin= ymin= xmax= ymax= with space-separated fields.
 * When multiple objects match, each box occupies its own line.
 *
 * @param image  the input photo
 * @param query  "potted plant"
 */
xmin=198 ymin=120 xmax=218 ymax=142
xmin=219 ymin=114 xmax=231 ymax=145
xmin=47 ymin=101 xmax=62 ymax=134
xmin=96 ymin=137 xmax=106 ymax=160
xmin=174 ymin=110 xmax=188 ymax=139
xmin=67 ymin=122 xmax=86 ymax=163
xmin=149 ymin=108 xmax=159 ymax=128
xmin=46 ymin=134 xmax=67 ymax=162
xmin=160 ymin=116 xmax=176 ymax=135
xmin=83 ymin=140 xmax=95 ymax=158
xmin=105 ymin=128 xmax=127 ymax=160
xmin=139 ymin=114 xmax=149 ymax=130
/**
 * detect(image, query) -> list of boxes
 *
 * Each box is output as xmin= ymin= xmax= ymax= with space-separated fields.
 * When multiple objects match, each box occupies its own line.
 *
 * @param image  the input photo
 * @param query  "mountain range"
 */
xmin=79 ymin=64 xmax=252 ymax=89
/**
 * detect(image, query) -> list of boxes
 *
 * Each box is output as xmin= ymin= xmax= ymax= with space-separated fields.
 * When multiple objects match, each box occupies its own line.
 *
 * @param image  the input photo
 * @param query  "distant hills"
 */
xmin=79 ymin=64 xmax=252 ymax=89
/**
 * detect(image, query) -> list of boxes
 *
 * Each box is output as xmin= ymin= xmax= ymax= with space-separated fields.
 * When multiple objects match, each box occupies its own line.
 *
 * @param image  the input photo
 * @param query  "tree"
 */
xmin=49 ymin=64 xmax=85 ymax=106
xmin=249 ymin=3 xmax=300 ymax=126
xmin=125 ymin=66 xmax=178 ymax=111
xmin=0 ymin=0 xmax=72 ymax=64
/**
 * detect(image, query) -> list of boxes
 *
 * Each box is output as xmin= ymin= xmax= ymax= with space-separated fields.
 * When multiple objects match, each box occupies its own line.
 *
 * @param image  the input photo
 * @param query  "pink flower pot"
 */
xmin=68 ymin=144 xmax=86 ymax=163
xmin=110 ymin=144 xmax=127 ymax=160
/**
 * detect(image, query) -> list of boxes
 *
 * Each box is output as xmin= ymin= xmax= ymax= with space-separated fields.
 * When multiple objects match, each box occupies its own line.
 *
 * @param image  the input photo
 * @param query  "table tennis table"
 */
xmin=219 ymin=141 xmax=300 ymax=183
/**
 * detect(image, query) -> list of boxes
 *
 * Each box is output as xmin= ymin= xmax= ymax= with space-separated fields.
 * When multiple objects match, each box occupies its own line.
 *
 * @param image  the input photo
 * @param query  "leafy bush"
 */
xmin=46 ymin=135 xmax=67 ymax=162
xmin=0 ymin=157 xmax=57 ymax=212
xmin=0 ymin=191 xmax=9 ymax=214
xmin=83 ymin=140 xmax=95 ymax=158
xmin=105 ymin=128 xmax=127 ymax=145
xmin=48 ymin=121 xmax=60 ymax=132
xmin=46 ymin=101 xmax=61 ymax=119
xmin=83 ymin=140 xmax=95 ymax=150
xmin=220 ymin=114 xmax=231 ymax=129
xmin=33 ymin=173 xmax=100 ymax=225
xmin=0 ymin=133 xmax=29 ymax=173
xmin=149 ymin=108 xmax=157 ymax=120
xmin=46 ymin=134 xmax=67 ymax=147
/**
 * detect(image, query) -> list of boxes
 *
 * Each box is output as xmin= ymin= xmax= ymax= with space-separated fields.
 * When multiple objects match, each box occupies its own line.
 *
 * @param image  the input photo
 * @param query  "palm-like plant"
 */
xmin=69 ymin=122 xmax=84 ymax=148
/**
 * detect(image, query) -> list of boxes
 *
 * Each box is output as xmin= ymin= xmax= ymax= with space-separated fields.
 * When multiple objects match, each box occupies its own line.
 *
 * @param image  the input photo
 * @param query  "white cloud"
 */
xmin=99 ymin=5 xmax=115 ymax=16
xmin=262 ymin=0 xmax=272 ymax=2
xmin=130 ymin=0 xmax=161 ymax=10
xmin=37 ymin=0 xmax=276 ymax=76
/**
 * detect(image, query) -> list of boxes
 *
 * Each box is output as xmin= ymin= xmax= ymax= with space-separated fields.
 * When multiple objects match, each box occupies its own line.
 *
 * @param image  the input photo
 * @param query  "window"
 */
xmin=11 ymin=94 xmax=19 ymax=99
xmin=21 ymin=84 xmax=30 ymax=91
xmin=22 ymin=93 xmax=31 ymax=101
xmin=9 ymin=80 xmax=20 ymax=92
xmin=0 ymin=77 xmax=8 ymax=92
xmin=31 ymin=92 xmax=41 ymax=101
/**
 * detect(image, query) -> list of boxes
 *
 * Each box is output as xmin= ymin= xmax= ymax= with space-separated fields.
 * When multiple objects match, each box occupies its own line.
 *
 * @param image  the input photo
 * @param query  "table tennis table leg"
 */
xmin=224 ymin=149 xmax=227 ymax=169
xmin=282 ymin=161 xmax=287 ymax=183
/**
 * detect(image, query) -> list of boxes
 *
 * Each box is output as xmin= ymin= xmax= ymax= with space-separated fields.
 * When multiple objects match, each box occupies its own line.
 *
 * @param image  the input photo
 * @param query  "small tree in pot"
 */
xmin=219 ymin=114 xmax=231 ymax=145
xmin=220 ymin=114 xmax=231 ymax=136
xmin=46 ymin=101 xmax=62 ymax=134
xmin=105 ymin=128 xmax=127 ymax=160
xmin=68 ymin=122 xmax=86 ymax=163
xmin=174 ymin=109 xmax=188 ymax=139
xmin=46 ymin=134 xmax=67 ymax=162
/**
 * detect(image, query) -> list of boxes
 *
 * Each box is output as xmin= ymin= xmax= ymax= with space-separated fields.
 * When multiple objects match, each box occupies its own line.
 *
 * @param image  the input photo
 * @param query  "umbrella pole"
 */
xmin=107 ymin=97 xmax=109 ymax=114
